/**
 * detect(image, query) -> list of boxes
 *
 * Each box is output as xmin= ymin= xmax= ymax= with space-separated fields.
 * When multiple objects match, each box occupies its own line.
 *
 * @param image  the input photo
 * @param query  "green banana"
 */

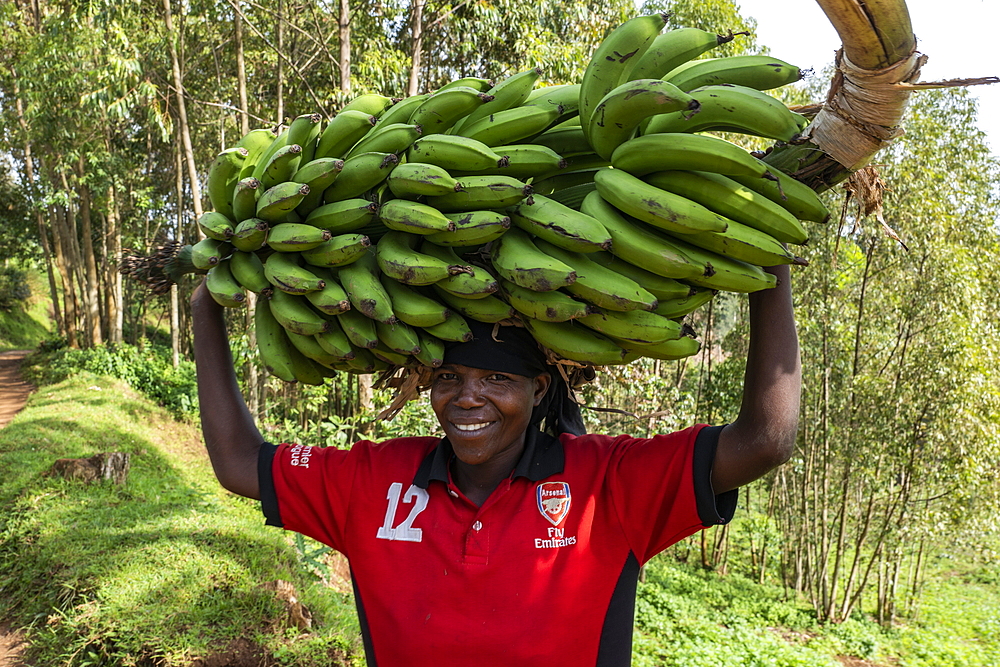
xmin=426 ymin=174 xmax=531 ymax=212
xmin=432 ymin=286 xmax=516 ymax=324
xmin=379 ymin=199 xmax=456 ymax=235
xmin=375 ymin=319 xmax=422 ymax=356
xmin=424 ymin=210 xmax=511 ymax=247
xmin=341 ymin=93 xmax=397 ymax=117
xmin=300 ymin=233 xmax=371 ymax=268
xmin=643 ymin=170 xmax=809 ymax=245
xmin=532 ymin=169 xmax=601 ymax=196
xmin=256 ymin=182 xmax=311 ymax=222
xmin=489 ymin=227 xmax=576 ymax=292
xmin=414 ymin=329 xmax=446 ymax=367
xmin=410 ymin=86 xmax=494 ymax=134
xmin=236 ymin=127 xmax=278 ymax=181
xmin=285 ymin=330 xmax=345 ymax=369
xmin=376 ymin=93 xmax=430 ymax=126
xmin=452 ymin=144 xmax=566 ymax=179
xmin=323 ymin=152 xmax=399 ymax=203
xmin=578 ymin=308 xmax=681 ymax=345
xmin=265 ymin=222 xmax=331 ymax=252
xmin=422 ymin=314 xmax=473 ymax=342
xmin=269 ymin=288 xmax=331 ymax=336
xmin=452 ymin=68 xmax=542 ymax=134
xmin=523 ymin=83 xmax=581 ymax=118
xmin=337 ymin=307 xmax=380 ymax=348
xmin=531 ymin=126 xmax=590 ymax=157
xmin=419 ymin=242 xmax=500 ymax=298
xmin=335 ymin=250 xmax=397 ymax=323
xmin=259 ymin=143 xmax=304 ymax=190
xmin=380 ymin=275 xmax=452 ymax=327
xmin=371 ymin=341 xmax=414 ymax=367
xmin=264 ymin=250 xmax=327 ymax=294
xmin=346 ymin=123 xmax=423 ymax=159
xmin=231 ymin=217 xmax=269 ymax=252
xmin=627 ymin=27 xmax=742 ymax=81
xmin=521 ymin=318 xmax=627 ymax=366
xmin=579 ymin=191 xmax=705 ymax=279
xmin=407 ymin=134 xmax=508 ymax=172
xmin=729 ymin=169 xmax=831 ymax=223
xmin=376 ymin=230 xmax=465 ymax=286
xmin=500 ymin=278 xmax=594 ymax=322
xmin=508 ymin=195 xmax=612 ymax=253
xmin=292 ymin=157 xmax=346 ymax=215
xmin=198 ymin=211 xmax=235 ymax=241
xmin=533 ymin=238 xmax=658 ymax=312
xmin=589 ymin=252 xmax=693 ymax=300
xmin=438 ymin=77 xmax=493 ymax=93
xmin=229 ymin=249 xmax=272 ymax=294
xmin=190 ymin=238 xmax=230 ymax=270
xmin=457 ymin=104 xmax=563 ymax=147
xmin=305 ymin=198 xmax=380 ymax=234
xmin=611 ymin=133 xmax=772 ymax=178
xmin=250 ymin=127 xmax=290 ymax=182
xmin=233 ymin=177 xmax=263 ymax=222
xmin=642 ymin=84 xmax=808 ymax=141
xmin=315 ymin=110 xmax=378 ymax=159
xmin=205 ymin=258 xmax=246 ymax=308
xmin=653 ymin=288 xmax=715 ymax=319
xmin=387 ymin=162 xmax=464 ymax=198
xmin=671 ymin=237 xmax=778 ymax=293
xmin=593 ymin=167 xmax=729 ymax=235
xmin=255 ymin=296 xmax=298 ymax=382
xmin=315 ymin=318 xmax=357 ymax=359
xmin=588 ymin=79 xmax=699 ymax=160
xmin=579 ymin=13 xmax=668 ymax=143
xmin=303 ymin=268 xmax=351 ymax=315
xmin=620 ymin=335 xmax=701 ymax=360
xmin=292 ymin=114 xmax=323 ymax=165
xmin=206 ymin=146 xmax=248 ymax=220
xmin=663 ymin=54 xmax=804 ymax=92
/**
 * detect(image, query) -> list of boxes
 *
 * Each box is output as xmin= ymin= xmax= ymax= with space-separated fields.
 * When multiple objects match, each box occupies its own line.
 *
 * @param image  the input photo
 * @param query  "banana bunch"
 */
xmin=153 ymin=15 xmax=833 ymax=383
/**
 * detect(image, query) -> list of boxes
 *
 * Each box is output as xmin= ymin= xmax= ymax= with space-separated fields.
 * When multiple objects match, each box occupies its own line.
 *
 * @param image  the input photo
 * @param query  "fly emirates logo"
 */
xmin=534 ymin=481 xmax=577 ymax=549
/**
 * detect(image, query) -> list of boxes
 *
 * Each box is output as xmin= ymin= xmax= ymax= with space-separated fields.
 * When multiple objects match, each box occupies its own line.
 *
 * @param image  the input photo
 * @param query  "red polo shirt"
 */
xmin=259 ymin=424 xmax=736 ymax=666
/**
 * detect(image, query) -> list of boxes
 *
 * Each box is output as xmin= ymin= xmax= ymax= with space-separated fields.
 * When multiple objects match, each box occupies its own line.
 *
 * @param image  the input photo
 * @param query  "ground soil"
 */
xmin=0 ymin=350 xmax=33 ymax=665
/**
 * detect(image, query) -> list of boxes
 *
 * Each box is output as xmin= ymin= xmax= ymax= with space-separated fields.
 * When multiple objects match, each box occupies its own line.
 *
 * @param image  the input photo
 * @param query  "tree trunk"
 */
xmin=276 ymin=0 xmax=284 ymax=122
xmin=12 ymin=83 xmax=63 ymax=337
xmin=338 ymin=0 xmax=351 ymax=93
xmin=163 ymin=0 xmax=204 ymax=220
xmin=407 ymin=0 xmax=424 ymax=96
xmin=75 ymin=156 xmax=103 ymax=347
xmin=105 ymin=186 xmax=123 ymax=344
xmin=234 ymin=0 xmax=250 ymax=136
xmin=172 ymin=133 xmax=184 ymax=367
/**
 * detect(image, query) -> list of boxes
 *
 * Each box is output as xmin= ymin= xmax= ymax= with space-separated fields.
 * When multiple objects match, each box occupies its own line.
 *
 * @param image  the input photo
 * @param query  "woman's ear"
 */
xmin=533 ymin=372 xmax=552 ymax=406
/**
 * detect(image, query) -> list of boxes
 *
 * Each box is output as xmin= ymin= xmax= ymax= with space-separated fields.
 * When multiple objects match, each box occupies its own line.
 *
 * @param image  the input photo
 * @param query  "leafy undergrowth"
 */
xmin=0 ymin=374 xmax=363 ymax=666
xmin=634 ymin=548 xmax=1000 ymax=667
xmin=0 ymin=267 xmax=52 ymax=351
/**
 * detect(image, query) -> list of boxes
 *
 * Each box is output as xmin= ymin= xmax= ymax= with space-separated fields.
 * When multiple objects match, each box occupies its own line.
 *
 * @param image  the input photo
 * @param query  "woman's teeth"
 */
xmin=454 ymin=422 xmax=491 ymax=431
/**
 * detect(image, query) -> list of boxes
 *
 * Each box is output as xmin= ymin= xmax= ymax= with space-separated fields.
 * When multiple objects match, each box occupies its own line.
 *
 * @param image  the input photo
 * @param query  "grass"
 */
xmin=0 ymin=267 xmax=52 ymax=351
xmin=0 ymin=373 xmax=364 ymax=666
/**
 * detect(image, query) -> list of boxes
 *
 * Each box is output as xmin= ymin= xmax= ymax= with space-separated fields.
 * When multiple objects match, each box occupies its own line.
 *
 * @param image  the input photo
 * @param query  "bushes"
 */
xmin=25 ymin=342 xmax=198 ymax=419
xmin=0 ymin=265 xmax=31 ymax=310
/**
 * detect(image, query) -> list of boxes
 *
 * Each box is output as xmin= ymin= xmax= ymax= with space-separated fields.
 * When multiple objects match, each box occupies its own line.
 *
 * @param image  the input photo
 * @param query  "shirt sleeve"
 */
xmin=606 ymin=424 xmax=738 ymax=564
xmin=258 ymin=441 xmax=360 ymax=552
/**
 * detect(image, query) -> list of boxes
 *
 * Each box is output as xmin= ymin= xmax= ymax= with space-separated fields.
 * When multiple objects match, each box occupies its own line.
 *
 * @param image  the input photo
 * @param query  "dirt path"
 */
xmin=0 ymin=350 xmax=34 ymax=430
xmin=0 ymin=350 xmax=33 ymax=666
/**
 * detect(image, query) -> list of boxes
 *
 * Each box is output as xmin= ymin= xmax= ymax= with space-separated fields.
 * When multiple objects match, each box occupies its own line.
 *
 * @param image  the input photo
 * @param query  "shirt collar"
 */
xmin=413 ymin=427 xmax=565 ymax=489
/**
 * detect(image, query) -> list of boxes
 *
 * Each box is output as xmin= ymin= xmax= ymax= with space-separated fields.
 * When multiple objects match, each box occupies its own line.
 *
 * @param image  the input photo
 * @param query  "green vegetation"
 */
xmin=0 ymin=266 xmax=51 ymax=351
xmin=0 ymin=375 xmax=363 ymax=666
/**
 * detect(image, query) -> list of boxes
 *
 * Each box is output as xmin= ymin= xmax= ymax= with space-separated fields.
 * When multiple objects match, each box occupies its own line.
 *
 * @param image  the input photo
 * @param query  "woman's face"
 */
xmin=430 ymin=364 xmax=551 ymax=467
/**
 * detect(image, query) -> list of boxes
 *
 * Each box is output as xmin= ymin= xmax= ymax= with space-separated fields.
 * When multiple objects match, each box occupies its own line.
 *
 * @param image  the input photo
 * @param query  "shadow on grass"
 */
xmin=0 ymin=411 xmax=332 ymax=666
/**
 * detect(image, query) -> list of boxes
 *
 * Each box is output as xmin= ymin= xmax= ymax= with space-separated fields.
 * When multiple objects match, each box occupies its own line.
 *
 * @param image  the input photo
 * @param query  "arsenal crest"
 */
xmin=536 ymin=481 xmax=571 ymax=527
